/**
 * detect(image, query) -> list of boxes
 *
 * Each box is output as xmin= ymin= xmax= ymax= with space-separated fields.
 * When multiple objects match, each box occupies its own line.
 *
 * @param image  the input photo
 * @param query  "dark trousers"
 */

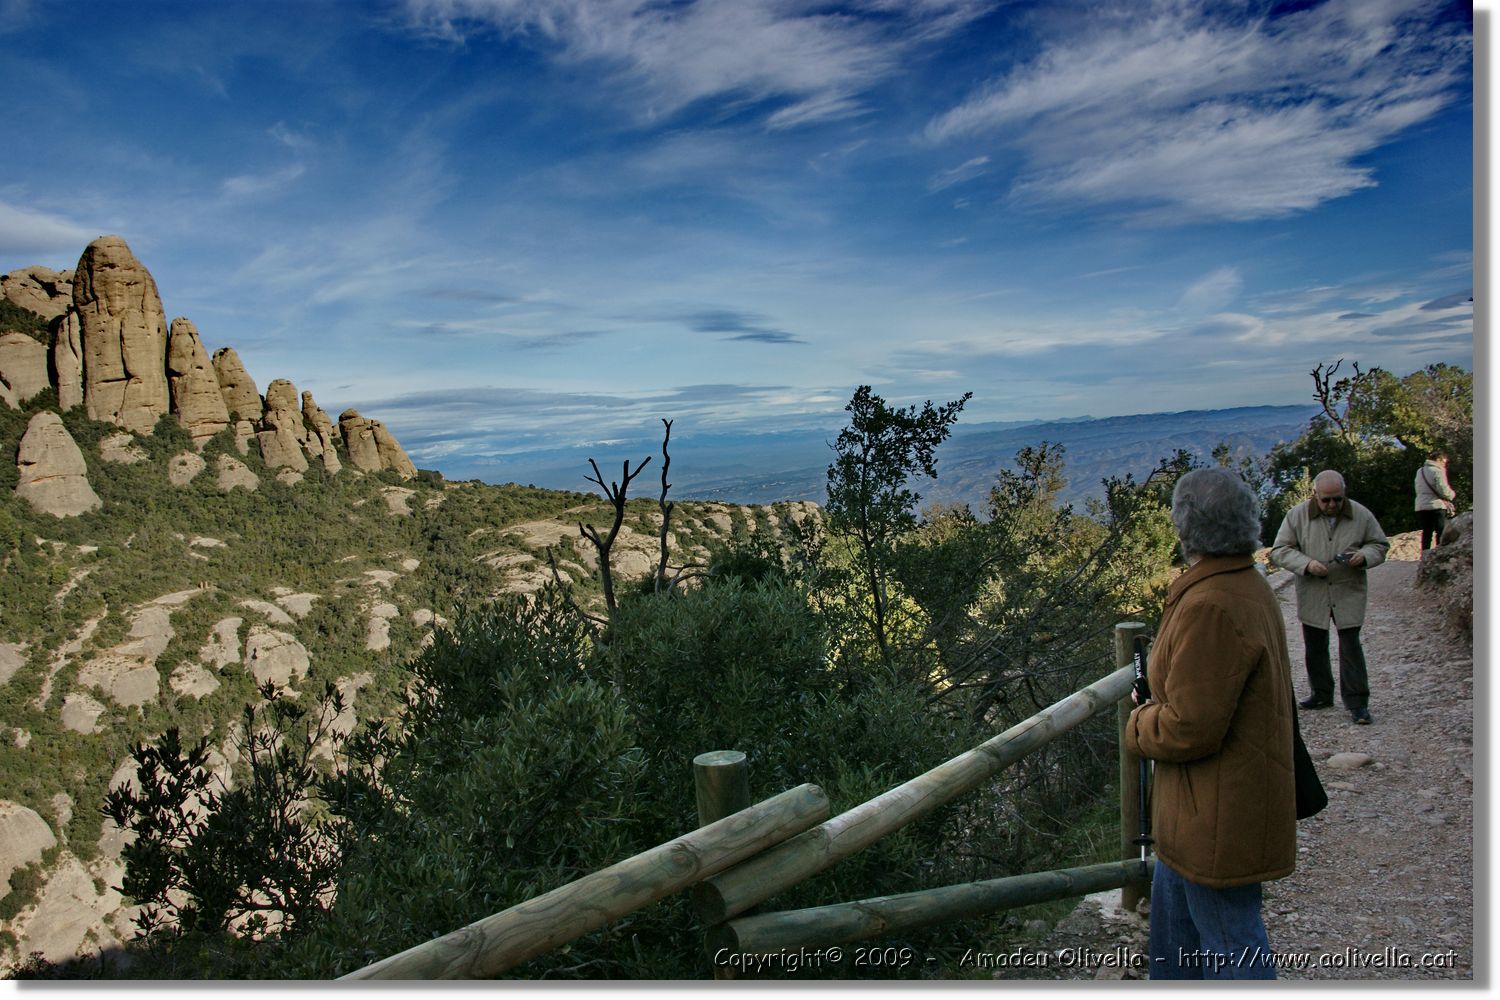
xmin=1301 ymin=623 xmax=1370 ymax=711
xmin=1417 ymin=509 xmax=1446 ymax=550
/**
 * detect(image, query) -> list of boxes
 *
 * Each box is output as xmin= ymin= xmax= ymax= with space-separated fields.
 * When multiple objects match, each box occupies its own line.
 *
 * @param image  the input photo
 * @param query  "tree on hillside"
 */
xmin=909 ymin=445 xmax=1181 ymax=725
xmin=1267 ymin=360 xmax=1473 ymax=531
xmin=825 ymin=385 xmax=970 ymax=673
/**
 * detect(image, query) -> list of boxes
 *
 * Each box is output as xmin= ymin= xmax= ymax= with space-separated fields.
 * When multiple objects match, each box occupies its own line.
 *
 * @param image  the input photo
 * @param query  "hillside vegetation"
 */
xmin=0 ymin=380 xmax=808 ymax=971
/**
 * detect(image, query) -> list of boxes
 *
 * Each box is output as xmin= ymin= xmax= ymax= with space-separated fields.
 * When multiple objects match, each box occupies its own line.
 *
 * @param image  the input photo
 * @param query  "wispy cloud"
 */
xmin=361 ymin=379 xmax=843 ymax=457
xmin=677 ymin=308 xmax=805 ymax=344
xmin=1176 ymin=266 xmax=1242 ymax=314
xmin=0 ymin=200 xmax=99 ymax=258
xmin=928 ymin=155 xmax=990 ymax=192
xmin=1420 ymin=290 xmax=1472 ymax=311
xmin=925 ymin=0 xmax=1470 ymax=222
xmin=222 ymin=163 xmax=308 ymax=197
xmin=269 ymin=122 xmax=317 ymax=151
xmin=402 ymin=0 xmax=990 ymax=129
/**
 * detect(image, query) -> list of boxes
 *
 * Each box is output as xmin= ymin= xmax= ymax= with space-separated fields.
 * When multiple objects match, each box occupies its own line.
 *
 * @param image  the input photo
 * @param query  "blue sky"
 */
xmin=0 ymin=0 xmax=1475 ymax=474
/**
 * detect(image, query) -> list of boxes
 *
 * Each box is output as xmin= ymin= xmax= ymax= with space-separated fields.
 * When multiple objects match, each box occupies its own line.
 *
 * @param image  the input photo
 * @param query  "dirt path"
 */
xmin=1000 ymin=535 xmax=1474 ymax=981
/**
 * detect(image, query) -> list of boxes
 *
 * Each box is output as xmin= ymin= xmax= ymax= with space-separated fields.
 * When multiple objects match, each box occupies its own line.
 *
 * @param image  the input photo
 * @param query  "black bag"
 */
xmin=1291 ymin=707 xmax=1327 ymax=820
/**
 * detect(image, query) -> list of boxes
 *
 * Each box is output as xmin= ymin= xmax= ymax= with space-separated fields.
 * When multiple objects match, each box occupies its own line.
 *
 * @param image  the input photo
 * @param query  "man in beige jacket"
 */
xmin=1270 ymin=469 xmax=1390 ymax=725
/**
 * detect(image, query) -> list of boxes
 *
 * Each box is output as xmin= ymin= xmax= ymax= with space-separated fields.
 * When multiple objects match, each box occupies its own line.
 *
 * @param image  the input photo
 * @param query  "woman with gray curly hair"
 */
xmin=1126 ymin=467 xmax=1297 ymax=979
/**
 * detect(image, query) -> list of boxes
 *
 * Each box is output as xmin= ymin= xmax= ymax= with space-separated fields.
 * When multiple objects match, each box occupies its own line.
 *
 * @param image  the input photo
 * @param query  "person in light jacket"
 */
xmin=1414 ymin=450 xmax=1457 ymax=551
xmin=1127 ymin=467 xmax=1296 ymax=980
xmin=1270 ymin=470 xmax=1390 ymax=725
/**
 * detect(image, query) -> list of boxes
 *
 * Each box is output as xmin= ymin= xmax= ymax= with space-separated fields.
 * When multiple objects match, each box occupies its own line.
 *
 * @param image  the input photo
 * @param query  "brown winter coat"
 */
xmin=1126 ymin=555 xmax=1296 ymax=889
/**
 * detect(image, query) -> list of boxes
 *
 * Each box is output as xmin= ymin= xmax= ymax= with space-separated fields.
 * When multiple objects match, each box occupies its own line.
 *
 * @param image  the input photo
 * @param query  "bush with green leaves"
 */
xmin=272 ymin=591 xmax=646 ymax=978
xmin=101 ymin=684 xmax=349 ymax=948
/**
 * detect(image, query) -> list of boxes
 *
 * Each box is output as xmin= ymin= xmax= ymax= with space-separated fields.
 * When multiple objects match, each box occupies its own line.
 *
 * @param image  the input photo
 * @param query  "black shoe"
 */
xmin=1299 ymin=696 xmax=1334 ymax=709
xmin=1352 ymin=708 xmax=1373 ymax=725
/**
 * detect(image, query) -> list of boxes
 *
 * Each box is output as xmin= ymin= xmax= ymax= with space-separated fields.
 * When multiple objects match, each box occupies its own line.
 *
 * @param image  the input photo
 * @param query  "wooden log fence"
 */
xmin=340 ymin=782 xmax=829 ymax=979
xmin=692 ymin=664 xmax=1135 ymax=925
xmin=708 ymin=858 xmax=1157 ymax=955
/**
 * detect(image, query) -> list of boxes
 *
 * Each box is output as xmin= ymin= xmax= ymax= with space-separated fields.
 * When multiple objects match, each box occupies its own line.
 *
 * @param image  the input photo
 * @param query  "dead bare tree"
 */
xmin=545 ymin=419 xmax=709 ymax=630
xmin=1311 ymin=358 xmax=1369 ymax=447
xmin=656 ymin=419 xmax=674 ymax=594
xmin=579 ymin=454 xmax=652 ymax=619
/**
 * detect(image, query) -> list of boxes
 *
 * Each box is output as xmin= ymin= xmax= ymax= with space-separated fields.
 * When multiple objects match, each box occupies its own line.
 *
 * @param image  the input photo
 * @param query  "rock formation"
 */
xmin=1 ymin=266 xmax=73 ymax=321
xmin=3 ymin=236 xmax=420 ymax=489
xmin=166 ymin=318 xmax=231 ymax=447
xmin=14 ymin=411 xmax=102 ymax=517
xmin=256 ymin=379 xmax=309 ymax=472
xmin=50 ymin=311 xmax=84 ymax=410
xmin=244 ymin=626 xmax=310 ymax=688
xmin=98 ymin=433 xmax=146 ymax=464
xmin=0 ymin=331 xmax=51 ymax=408
xmin=302 ymin=391 xmax=341 ymax=474
xmin=372 ymin=420 xmax=418 ymax=479
xmin=215 ymin=454 xmax=259 ymax=493
xmin=338 ymin=409 xmax=416 ymax=479
xmin=338 ymin=408 xmax=384 ymax=473
xmin=72 ymin=236 xmax=171 ymax=434
xmin=0 ymin=801 xmax=56 ymax=889
xmin=211 ymin=347 xmax=263 ymax=423
xmin=167 ymin=451 xmax=206 ymax=486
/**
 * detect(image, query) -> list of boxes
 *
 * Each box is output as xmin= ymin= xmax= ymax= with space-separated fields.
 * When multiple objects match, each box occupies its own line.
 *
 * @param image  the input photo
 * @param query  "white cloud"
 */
xmin=221 ymin=163 xmax=308 ymax=198
xmin=0 ymin=201 xmax=99 ymax=260
xmin=269 ymin=122 xmax=317 ymax=151
xmin=928 ymin=155 xmax=990 ymax=192
xmin=403 ymin=0 xmax=989 ymax=128
xmin=1177 ymin=266 xmax=1242 ymax=314
xmin=925 ymin=0 xmax=1470 ymax=222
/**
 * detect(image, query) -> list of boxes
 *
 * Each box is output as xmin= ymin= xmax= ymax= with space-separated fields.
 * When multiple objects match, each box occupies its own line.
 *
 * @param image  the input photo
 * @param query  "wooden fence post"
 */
xmin=1114 ymin=621 xmax=1150 ymax=914
xmin=694 ymin=750 xmax=751 ymax=826
xmin=695 ymin=751 xmax=751 ymax=980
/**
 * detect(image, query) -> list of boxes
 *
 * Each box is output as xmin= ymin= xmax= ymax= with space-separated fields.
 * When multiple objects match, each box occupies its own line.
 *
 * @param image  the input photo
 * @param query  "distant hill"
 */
xmin=455 ymin=405 xmax=1320 ymax=512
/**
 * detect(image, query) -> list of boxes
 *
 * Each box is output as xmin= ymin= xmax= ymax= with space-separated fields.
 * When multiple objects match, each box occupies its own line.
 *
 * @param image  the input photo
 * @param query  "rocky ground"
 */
xmin=997 ymin=531 xmax=1474 ymax=981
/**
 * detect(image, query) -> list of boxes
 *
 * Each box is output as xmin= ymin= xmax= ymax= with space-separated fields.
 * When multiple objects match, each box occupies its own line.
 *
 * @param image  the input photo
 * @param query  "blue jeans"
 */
xmin=1149 ymin=860 xmax=1276 ymax=979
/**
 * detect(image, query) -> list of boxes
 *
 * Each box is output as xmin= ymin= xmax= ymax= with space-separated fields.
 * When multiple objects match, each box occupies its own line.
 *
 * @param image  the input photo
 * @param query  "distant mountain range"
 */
xmin=451 ymin=405 xmax=1321 ymax=513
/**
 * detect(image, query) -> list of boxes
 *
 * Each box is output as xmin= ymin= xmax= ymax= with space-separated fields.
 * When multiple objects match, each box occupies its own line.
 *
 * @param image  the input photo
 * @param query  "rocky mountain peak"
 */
xmin=72 ymin=235 xmax=171 ymax=435
xmin=0 ymin=235 xmax=420 ymax=502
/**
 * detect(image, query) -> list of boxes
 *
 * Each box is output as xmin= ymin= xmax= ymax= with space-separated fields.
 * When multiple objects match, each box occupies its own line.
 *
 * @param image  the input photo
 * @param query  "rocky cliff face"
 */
xmin=0 ymin=267 xmax=73 ymax=322
xmin=14 ymin=411 xmax=101 ymax=518
xmin=0 ymin=235 xmax=420 ymax=496
xmin=71 ymin=236 xmax=171 ymax=435
xmin=166 ymin=318 xmax=231 ymax=447
xmin=0 ymin=332 xmax=50 ymax=408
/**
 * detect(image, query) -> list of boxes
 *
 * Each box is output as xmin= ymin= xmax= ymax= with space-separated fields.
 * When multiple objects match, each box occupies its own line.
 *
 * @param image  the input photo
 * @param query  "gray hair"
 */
xmin=1171 ymin=467 xmax=1262 ymax=557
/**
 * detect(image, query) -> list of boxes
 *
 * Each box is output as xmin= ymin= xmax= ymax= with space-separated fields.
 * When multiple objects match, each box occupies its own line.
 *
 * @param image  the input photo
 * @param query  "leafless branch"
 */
xmin=579 ymin=455 xmax=652 ymax=618
xmin=656 ymin=418 xmax=675 ymax=594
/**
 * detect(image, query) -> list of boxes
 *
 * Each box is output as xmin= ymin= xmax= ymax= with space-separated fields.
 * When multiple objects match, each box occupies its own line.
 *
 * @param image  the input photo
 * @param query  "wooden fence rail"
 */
xmin=708 ymin=858 xmax=1157 ymax=955
xmin=692 ymin=665 xmax=1134 ymax=925
xmin=340 ymin=782 xmax=829 ymax=980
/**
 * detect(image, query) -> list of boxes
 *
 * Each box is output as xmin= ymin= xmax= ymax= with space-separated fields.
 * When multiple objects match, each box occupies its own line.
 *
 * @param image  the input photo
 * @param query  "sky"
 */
xmin=0 ymin=0 xmax=1477 ymax=476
